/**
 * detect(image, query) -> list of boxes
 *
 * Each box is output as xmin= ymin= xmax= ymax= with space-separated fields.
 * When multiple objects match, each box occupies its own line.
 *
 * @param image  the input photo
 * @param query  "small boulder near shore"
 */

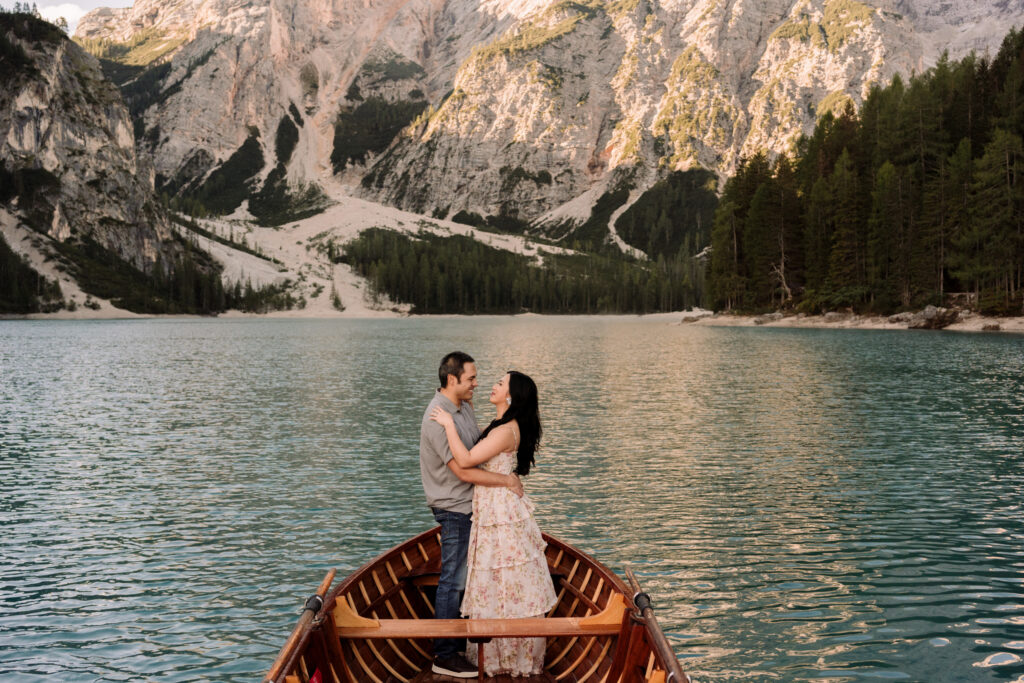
xmin=888 ymin=312 xmax=914 ymax=324
xmin=908 ymin=305 xmax=961 ymax=330
xmin=680 ymin=310 xmax=713 ymax=323
xmin=754 ymin=312 xmax=784 ymax=325
xmin=982 ymin=323 xmax=1002 ymax=331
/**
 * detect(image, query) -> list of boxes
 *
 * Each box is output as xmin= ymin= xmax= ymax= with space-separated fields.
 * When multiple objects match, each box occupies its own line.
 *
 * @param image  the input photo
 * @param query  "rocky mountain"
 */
xmin=73 ymin=0 xmax=1024 ymax=241
xmin=0 ymin=10 xmax=244 ymax=314
xmin=1 ymin=11 xmax=176 ymax=271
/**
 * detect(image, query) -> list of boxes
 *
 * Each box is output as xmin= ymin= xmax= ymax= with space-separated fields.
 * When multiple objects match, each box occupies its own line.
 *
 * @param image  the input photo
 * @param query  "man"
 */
xmin=420 ymin=351 xmax=523 ymax=678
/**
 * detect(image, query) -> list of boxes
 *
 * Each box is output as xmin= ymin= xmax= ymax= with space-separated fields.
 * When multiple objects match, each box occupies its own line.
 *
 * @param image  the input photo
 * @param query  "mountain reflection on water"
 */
xmin=1 ymin=318 xmax=1022 ymax=682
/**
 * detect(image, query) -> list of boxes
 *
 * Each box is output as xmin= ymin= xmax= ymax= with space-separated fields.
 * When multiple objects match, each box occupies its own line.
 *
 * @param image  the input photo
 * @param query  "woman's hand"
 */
xmin=506 ymin=474 xmax=524 ymax=498
xmin=430 ymin=406 xmax=455 ymax=429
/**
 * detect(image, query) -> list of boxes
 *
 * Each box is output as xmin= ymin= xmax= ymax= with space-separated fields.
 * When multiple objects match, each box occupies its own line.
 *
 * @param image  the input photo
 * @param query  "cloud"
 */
xmin=38 ymin=3 xmax=88 ymax=33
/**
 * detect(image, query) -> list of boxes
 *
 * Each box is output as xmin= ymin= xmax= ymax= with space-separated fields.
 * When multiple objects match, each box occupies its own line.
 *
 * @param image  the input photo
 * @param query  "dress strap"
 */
xmin=510 ymin=422 xmax=520 ymax=451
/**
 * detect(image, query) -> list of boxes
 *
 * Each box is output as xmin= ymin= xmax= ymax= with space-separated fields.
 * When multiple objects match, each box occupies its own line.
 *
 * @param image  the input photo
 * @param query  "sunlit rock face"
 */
xmin=75 ymin=0 xmax=202 ymax=42
xmin=1 ymin=22 xmax=173 ymax=270
xmin=75 ymin=0 xmax=1024 ymax=227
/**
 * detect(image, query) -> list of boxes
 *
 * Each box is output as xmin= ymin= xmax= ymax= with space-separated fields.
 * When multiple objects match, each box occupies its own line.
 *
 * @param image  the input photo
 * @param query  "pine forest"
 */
xmin=707 ymin=28 xmax=1024 ymax=316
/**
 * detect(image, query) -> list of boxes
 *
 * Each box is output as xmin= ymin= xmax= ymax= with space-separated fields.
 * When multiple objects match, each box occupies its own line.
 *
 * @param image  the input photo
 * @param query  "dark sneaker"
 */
xmin=431 ymin=654 xmax=477 ymax=678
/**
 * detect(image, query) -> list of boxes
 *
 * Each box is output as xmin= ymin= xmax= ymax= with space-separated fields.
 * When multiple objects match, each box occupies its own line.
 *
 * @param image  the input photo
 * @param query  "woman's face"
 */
xmin=489 ymin=373 xmax=512 ymax=407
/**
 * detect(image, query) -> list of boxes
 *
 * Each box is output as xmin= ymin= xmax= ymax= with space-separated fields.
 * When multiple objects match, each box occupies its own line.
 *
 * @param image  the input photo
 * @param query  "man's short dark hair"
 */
xmin=439 ymin=351 xmax=474 ymax=389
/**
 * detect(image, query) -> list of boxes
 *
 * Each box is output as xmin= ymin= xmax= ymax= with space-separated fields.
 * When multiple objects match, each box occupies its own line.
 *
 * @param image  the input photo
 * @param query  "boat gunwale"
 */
xmin=325 ymin=526 xmax=445 ymax=609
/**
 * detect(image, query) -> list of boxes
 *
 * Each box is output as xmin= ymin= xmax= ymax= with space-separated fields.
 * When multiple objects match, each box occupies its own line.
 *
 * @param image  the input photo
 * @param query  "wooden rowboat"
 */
xmin=264 ymin=527 xmax=690 ymax=683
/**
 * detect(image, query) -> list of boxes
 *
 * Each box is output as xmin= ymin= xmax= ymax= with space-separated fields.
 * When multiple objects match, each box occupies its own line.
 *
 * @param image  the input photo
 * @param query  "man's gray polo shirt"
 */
xmin=420 ymin=392 xmax=481 ymax=515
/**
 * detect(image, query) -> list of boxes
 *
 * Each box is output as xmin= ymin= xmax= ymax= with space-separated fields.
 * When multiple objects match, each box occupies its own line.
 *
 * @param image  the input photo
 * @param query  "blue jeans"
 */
xmin=431 ymin=507 xmax=472 ymax=659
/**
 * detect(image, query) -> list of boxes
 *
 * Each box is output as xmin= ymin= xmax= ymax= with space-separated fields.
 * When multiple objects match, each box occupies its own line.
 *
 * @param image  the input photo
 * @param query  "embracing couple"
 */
xmin=419 ymin=351 xmax=557 ymax=678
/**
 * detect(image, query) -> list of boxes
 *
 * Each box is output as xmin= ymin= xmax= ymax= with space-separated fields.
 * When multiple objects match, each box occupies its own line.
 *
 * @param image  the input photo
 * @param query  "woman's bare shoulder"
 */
xmin=492 ymin=421 xmax=518 ymax=442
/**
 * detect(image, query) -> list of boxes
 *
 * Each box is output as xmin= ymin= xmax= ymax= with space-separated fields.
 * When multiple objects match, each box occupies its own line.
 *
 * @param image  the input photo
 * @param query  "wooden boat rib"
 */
xmin=264 ymin=527 xmax=690 ymax=683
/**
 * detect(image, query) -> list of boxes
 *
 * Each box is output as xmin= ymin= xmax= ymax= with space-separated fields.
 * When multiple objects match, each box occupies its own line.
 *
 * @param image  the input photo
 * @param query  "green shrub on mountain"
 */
xmin=331 ymin=98 xmax=428 ymax=171
xmin=0 ymin=232 xmax=63 ymax=313
xmin=616 ymin=169 xmax=717 ymax=259
xmin=190 ymin=128 xmax=264 ymax=215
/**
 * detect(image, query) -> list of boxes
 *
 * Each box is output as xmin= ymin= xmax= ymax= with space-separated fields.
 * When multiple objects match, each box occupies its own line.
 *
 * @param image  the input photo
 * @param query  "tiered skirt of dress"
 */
xmin=462 ymin=452 xmax=558 ymax=677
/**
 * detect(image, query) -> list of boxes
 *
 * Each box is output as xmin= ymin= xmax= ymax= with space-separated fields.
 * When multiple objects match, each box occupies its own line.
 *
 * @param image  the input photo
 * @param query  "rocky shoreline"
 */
xmin=7 ymin=304 xmax=1024 ymax=333
xmin=683 ymin=306 xmax=1024 ymax=334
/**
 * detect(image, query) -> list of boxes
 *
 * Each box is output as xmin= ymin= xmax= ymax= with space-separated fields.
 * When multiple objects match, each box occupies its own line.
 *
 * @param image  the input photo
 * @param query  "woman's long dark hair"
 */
xmin=480 ymin=370 xmax=541 ymax=476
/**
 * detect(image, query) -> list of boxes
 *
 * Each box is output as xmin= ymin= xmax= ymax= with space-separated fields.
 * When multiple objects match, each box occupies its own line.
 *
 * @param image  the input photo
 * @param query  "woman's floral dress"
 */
xmin=462 ymin=439 xmax=557 ymax=676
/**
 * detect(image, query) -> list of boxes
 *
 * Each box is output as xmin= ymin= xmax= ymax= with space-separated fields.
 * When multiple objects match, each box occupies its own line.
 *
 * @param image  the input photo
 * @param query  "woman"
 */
xmin=430 ymin=370 xmax=557 ymax=677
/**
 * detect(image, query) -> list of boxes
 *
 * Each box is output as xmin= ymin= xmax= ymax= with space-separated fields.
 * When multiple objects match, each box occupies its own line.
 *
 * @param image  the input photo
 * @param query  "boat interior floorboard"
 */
xmin=405 ymin=671 xmax=557 ymax=683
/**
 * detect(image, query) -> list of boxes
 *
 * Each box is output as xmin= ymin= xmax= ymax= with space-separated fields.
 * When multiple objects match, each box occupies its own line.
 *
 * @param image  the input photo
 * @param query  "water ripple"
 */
xmin=1 ymin=319 xmax=1023 ymax=681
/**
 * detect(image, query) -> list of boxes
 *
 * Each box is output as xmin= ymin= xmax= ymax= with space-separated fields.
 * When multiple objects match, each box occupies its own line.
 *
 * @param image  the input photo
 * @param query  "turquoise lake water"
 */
xmin=1 ymin=317 xmax=1023 ymax=681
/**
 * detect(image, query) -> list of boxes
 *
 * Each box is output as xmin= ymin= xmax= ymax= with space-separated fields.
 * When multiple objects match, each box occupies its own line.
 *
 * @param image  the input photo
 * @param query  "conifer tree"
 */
xmin=798 ymin=104 xmax=860 ymax=193
xmin=946 ymin=55 xmax=989 ymax=152
xmin=943 ymin=138 xmax=975 ymax=292
xmin=743 ymin=182 xmax=777 ymax=309
xmin=827 ymin=148 xmax=867 ymax=306
xmin=772 ymin=155 xmax=803 ymax=303
xmin=862 ymin=75 xmax=904 ymax=169
xmin=867 ymin=161 xmax=903 ymax=308
xmin=709 ymin=198 xmax=743 ymax=310
xmin=898 ymin=75 xmax=948 ymax=183
xmin=993 ymin=42 xmax=1024 ymax=136
xmin=803 ymin=176 xmax=833 ymax=302
xmin=922 ymin=137 xmax=974 ymax=299
xmin=963 ymin=129 xmax=1024 ymax=311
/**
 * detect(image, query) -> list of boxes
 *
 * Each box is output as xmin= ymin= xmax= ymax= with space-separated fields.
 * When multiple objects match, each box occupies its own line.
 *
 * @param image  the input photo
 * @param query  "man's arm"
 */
xmin=424 ymin=412 xmax=524 ymax=497
xmin=447 ymin=459 xmax=524 ymax=497
xmin=431 ymin=408 xmax=514 ymax=468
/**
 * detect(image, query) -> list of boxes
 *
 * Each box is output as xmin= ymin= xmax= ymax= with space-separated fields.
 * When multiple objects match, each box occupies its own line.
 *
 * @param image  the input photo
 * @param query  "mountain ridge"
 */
xmin=73 ymin=0 xmax=1024 ymax=241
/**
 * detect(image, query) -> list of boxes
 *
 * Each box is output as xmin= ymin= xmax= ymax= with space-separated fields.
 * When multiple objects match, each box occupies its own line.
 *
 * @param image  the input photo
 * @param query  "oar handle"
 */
xmin=624 ymin=567 xmax=691 ymax=683
xmin=263 ymin=568 xmax=337 ymax=683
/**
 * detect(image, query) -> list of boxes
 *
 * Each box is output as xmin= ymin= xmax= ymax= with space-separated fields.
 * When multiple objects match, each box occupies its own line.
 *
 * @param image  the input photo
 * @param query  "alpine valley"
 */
xmin=1 ymin=0 xmax=1021 ymax=315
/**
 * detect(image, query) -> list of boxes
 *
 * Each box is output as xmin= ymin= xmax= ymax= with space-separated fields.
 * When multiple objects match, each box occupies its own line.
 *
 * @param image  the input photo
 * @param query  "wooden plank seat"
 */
xmin=334 ymin=593 xmax=628 ymax=641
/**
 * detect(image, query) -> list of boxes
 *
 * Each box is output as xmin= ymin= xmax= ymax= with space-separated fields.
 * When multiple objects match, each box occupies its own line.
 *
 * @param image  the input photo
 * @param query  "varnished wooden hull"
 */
xmin=265 ymin=527 xmax=688 ymax=683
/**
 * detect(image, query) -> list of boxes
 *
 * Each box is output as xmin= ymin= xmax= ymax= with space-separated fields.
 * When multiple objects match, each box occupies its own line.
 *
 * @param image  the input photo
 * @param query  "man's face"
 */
xmin=451 ymin=362 xmax=478 ymax=403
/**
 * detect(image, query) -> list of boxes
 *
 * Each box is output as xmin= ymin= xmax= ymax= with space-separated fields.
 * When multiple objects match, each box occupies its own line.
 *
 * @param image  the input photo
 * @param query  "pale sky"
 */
xmin=3 ymin=0 xmax=134 ymax=34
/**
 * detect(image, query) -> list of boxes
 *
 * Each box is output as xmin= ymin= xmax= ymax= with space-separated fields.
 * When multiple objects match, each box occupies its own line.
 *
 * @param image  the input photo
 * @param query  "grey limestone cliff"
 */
xmin=73 ymin=0 xmax=1024 ymax=234
xmin=1 ymin=12 xmax=176 ymax=273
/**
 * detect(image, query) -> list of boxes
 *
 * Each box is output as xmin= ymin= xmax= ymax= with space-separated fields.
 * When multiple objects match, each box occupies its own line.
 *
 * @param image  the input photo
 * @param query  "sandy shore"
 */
xmin=8 ymin=307 xmax=1022 ymax=334
xmin=686 ymin=311 xmax=1024 ymax=334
